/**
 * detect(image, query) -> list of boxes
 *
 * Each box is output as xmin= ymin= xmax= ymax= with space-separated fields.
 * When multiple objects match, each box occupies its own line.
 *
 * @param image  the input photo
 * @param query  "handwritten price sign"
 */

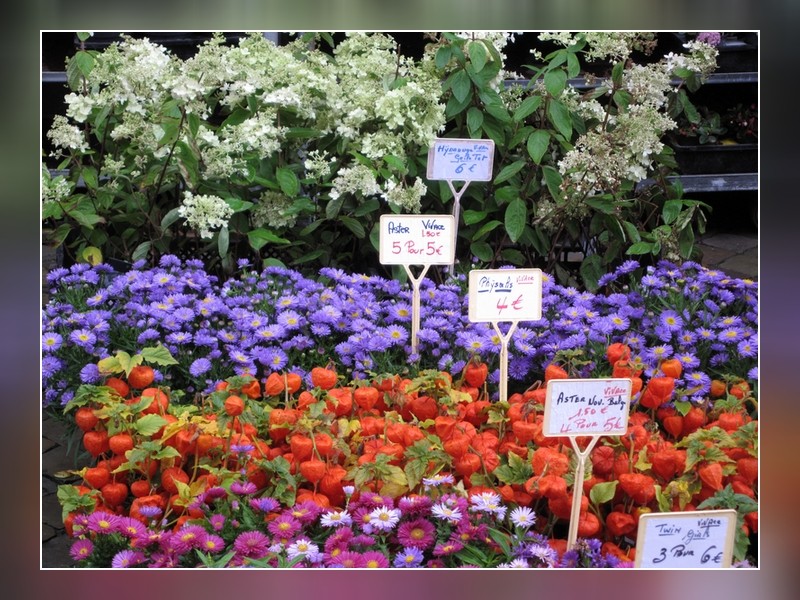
xmin=635 ymin=510 xmax=737 ymax=568
xmin=468 ymin=269 xmax=542 ymax=322
xmin=543 ymin=378 xmax=632 ymax=437
xmin=427 ymin=138 xmax=495 ymax=181
xmin=379 ymin=215 xmax=456 ymax=265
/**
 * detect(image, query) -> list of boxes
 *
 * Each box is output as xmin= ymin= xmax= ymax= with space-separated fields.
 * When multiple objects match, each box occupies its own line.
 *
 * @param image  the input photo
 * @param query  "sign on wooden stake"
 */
xmin=379 ymin=215 xmax=455 ymax=354
xmin=467 ymin=269 xmax=542 ymax=403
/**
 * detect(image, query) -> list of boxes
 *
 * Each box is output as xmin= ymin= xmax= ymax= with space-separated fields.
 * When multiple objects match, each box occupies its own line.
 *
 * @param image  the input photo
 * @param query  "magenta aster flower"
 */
xmin=172 ymin=524 xmax=207 ymax=553
xmin=230 ymin=480 xmax=258 ymax=495
xmin=433 ymin=539 xmax=464 ymax=557
xmin=69 ymin=538 xmax=93 ymax=562
xmin=111 ymin=549 xmax=146 ymax=568
xmin=198 ymin=533 xmax=226 ymax=554
xmin=87 ymin=511 xmax=120 ymax=534
xmin=117 ymin=517 xmax=147 ymax=539
xmin=396 ymin=518 xmax=435 ymax=549
xmin=328 ymin=550 xmax=366 ymax=568
xmin=267 ymin=514 xmax=302 ymax=539
xmin=233 ymin=530 xmax=270 ymax=559
xmin=362 ymin=550 xmax=390 ymax=568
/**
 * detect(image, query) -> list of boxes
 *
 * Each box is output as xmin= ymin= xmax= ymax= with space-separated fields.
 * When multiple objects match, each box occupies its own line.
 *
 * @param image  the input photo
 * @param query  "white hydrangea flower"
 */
xmin=47 ymin=115 xmax=89 ymax=153
xmin=177 ymin=191 xmax=233 ymax=239
xmin=64 ymin=92 xmax=94 ymax=123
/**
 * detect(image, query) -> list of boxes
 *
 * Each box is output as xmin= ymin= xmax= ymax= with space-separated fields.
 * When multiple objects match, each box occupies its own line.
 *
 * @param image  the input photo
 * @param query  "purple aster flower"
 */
xmin=189 ymin=357 xmax=212 ymax=377
xmin=719 ymin=327 xmax=744 ymax=343
xmin=396 ymin=518 xmax=435 ymax=550
xmin=79 ymin=363 xmax=102 ymax=384
xmin=698 ymin=32 xmax=722 ymax=47
xmin=111 ymin=549 xmax=146 ymax=568
xmin=69 ymin=328 xmax=97 ymax=349
xmin=250 ymin=496 xmax=280 ymax=513
xmin=41 ymin=332 xmax=63 ymax=352
xmin=233 ymin=530 xmax=271 ymax=559
xmin=394 ymin=546 xmax=425 ymax=568
xmin=256 ymin=347 xmax=289 ymax=371
xmin=137 ymin=504 xmax=163 ymax=520
xmin=69 ymin=538 xmax=94 ymax=562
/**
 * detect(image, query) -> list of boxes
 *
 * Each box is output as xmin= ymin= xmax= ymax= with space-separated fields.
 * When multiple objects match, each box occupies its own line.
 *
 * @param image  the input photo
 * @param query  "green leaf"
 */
xmin=135 ymin=414 xmax=168 ymax=437
xmin=449 ymin=69 xmax=472 ymax=103
xmin=580 ymin=254 xmax=603 ymax=292
xmin=470 ymin=241 xmax=494 ymax=262
xmin=468 ymin=40 xmax=487 ymax=72
xmin=218 ymin=225 xmax=229 ymax=258
xmin=589 ymin=480 xmax=618 ymax=505
xmin=500 ymin=248 xmax=525 ymax=265
xmin=71 ymin=210 xmax=103 ymax=229
xmin=547 ymin=100 xmax=572 ymax=140
xmin=466 ymin=106 xmax=484 ymax=136
xmin=542 ymin=166 xmax=563 ymax=201
xmin=463 ymin=209 xmax=487 ymax=225
xmin=354 ymin=197 xmax=381 ymax=217
xmin=131 ymin=241 xmax=151 ymax=262
xmin=221 ymin=107 xmax=250 ymax=129
xmin=223 ymin=197 xmax=254 ymax=214
xmin=527 ymin=130 xmax=550 ymax=164
xmin=494 ymin=185 xmax=519 ymax=205
xmin=493 ymin=159 xmax=526 ymax=185
xmin=276 ymin=167 xmax=300 ymax=198
xmin=662 ymin=199 xmax=683 ymax=225
xmin=473 ymin=219 xmax=503 ymax=240
xmin=504 ymin=198 xmax=527 ymax=243
xmin=611 ymin=61 xmax=624 ymax=87
xmin=285 ymin=127 xmax=322 ymax=139
xmin=247 ymin=228 xmax=290 ymax=250
xmin=141 ymin=345 xmax=179 ymax=366
xmin=613 ymin=89 xmax=633 ymax=110
xmin=544 ymin=69 xmax=567 ymax=96
xmin=512 ymin=95 xmax=542 ymax=122
xmin=339 ymin=216 xmax=365 ymax=238
xmin=291 ymin=248 xmax=326 ymax=265
xmin=81 ymin=166 xmax=98 ymax=191
xmin=626 ymin=241 xmax=655 ymax=255
xmin=585 ymin=197 xmax=616 ymax=214
xmin=622 ymin=220 xmax=641 ymax=243
xmin=435 ymin=45 xmax=453 ymax=69
xmin=566 ymin=52 xmax=581 ymax=78
xmin=678 ymin=223 xmax=695 ymax=258
xmin=326 ymin=196 xmax=345 ymax=220
xmin=445 ymin=88 xmax=473 ymax=118
xmin=161 ymin=207 xmax=182 ymax=230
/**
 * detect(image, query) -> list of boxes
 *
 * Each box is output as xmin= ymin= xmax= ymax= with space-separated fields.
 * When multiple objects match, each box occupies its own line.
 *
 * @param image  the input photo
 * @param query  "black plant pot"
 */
xmin=669 ymin=137 xmax=757 ymax=175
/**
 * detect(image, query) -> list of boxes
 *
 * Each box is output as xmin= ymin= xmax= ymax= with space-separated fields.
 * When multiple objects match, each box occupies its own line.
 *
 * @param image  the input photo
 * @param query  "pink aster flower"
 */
xmin=267 ymin=514 xmax=302 ymax=539
xmin=233 ymin=530 xmax=270 ymax=559
xmin=87 ymin=511 xmax=121 ymax=534
xmin=111 ymin=549 xmax=146 ymax=568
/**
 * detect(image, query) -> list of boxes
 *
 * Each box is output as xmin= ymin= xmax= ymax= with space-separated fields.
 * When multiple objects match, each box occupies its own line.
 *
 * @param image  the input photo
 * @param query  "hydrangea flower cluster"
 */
xmin=42 ymin=255 xmax=757 ymax=410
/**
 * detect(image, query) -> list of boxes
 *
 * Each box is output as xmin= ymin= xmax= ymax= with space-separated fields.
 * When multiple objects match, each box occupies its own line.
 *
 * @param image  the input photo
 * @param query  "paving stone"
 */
xmin=42 ymin=524 xmax=57 ymax=543
xmin=700 ymin=232 xmax=758 ymax=254
xmin=719 ymin=253 xmax=759 ymax=281
xmin=42 ymin=533 xmax=75 ymax=569
xmin=698 ymin=244 xmax=735 ymax=268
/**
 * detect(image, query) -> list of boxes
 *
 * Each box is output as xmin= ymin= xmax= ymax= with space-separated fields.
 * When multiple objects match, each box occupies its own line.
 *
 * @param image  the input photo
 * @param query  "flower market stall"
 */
xmin=41 ymin=31 xmax=758 ymax=569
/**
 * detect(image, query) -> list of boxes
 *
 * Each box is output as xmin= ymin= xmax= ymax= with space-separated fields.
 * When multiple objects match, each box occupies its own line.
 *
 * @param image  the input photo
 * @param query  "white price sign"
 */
xmin=379 ymin=215 xmax=455 ymax=265
xmin=468 ymin=269 xmax=542 ymax=322
xmin=635 ymin=510 xmax=738 ymax=569
xmin=543 ymin=378 xmax=632 ymax=437
xmin=427 ymin=138 xmax=495 ymax=181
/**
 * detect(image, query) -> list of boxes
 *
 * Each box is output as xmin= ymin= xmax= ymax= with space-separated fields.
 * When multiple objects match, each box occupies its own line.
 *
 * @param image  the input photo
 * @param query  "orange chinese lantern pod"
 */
xmin=606 ymin=510 xmax=637 ymax=537
xmin=354 ymin=386 xmax=380 ymax=411
xmin=544 ymin=363 xmax=569 ymax=382
xmin=311 ymin=366 xmax=338 ymax=390
xmin=659 ymin=358 xmax=683 ymax=379
xmin=241 ymin=377 xmax=262 ymax=399
xmin=264 ymin=372 xmax=285 ymax=397
xmin=223 ymin=394 xmax=245 ymax=417
xmin=709 ymin=379 xmax=727 ymax=398
xmin=606 ymin=342 xmax=631 ymax=365
xmin=463 ymin=357 xmax=489 ymax=387
xmin=299 ymin=459 xmax=327 ymax=484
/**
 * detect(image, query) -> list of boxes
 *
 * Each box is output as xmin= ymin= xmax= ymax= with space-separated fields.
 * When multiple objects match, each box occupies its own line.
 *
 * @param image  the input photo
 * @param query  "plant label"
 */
xmin=468 ymin=269 xmax=542 ymax=323
xmin=634 ymin=509 xmax=738 ymax=568
xmin=543 ymin=378 xmax=632 ymax=437
xmin=427 ymin=138 xmax=495 ymax=181
xmin=379 ymin=215 xmax=456 ymax=265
